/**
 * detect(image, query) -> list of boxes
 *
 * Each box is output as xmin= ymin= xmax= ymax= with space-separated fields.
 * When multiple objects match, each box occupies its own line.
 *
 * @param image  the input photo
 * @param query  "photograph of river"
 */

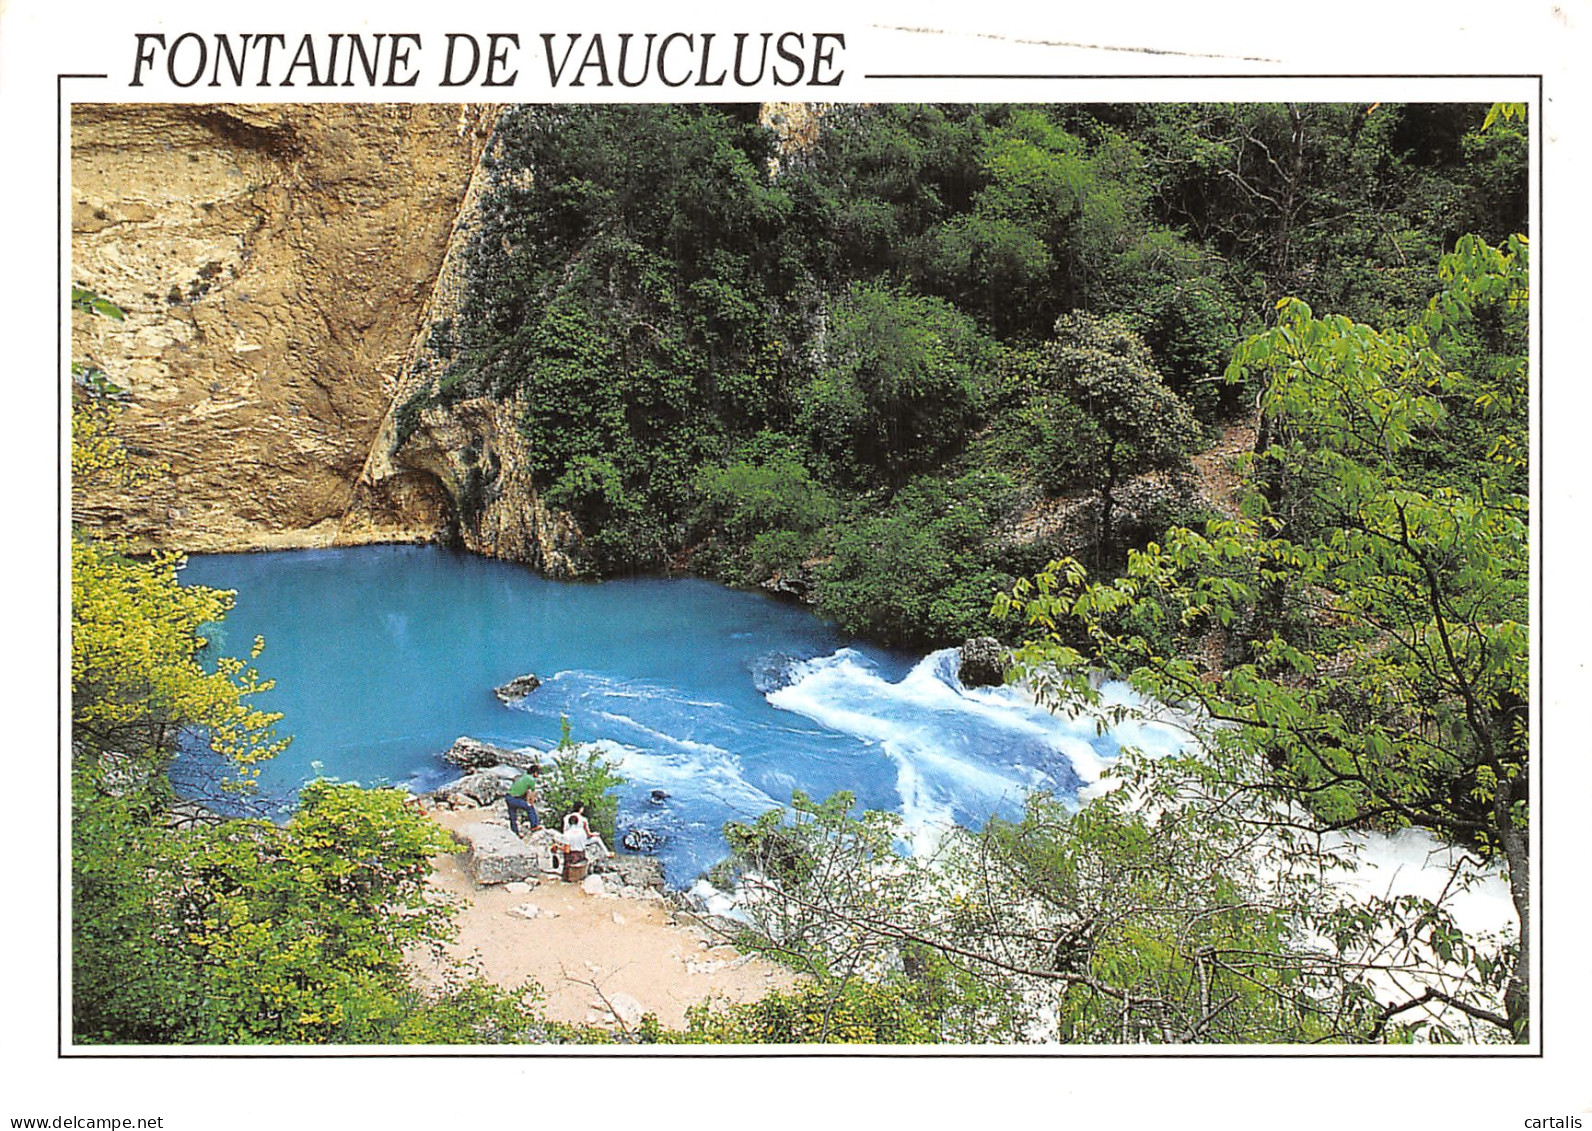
xmin=64 ymin=91 xmax=1532 ymax=1057
xmin=21 ymin=0 xmax=1588 ymax=1118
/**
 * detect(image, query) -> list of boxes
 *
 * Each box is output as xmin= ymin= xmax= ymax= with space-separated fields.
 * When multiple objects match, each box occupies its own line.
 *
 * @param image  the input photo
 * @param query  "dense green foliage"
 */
xmin=70 ymin=543 xmax=548 ymax=1043
xmin=690 ymin=442 xmax=838 ymax=582
xmin=701 ymin=226 xmax=1529 ymax=1046
xmin=414 ymin=101 xmax=1523 ymax=651
xmin=536 ymin=718 xmax=627 ymax=841
xmin=797 ymin=282 xmax=996 ymax=485
xmin=996 ymin=233 xmax=1530 ymax=1040
xmin=639 ymin=980 xmax=949 ymax=1044
xmin=74 ymin=779 xmax=545 ymax=1044
xmin=707 ymin=781 xmax=1418 ymax=1043
xmin=818 ymin=470 xmax=1028 ymax=647
xmin=1100 ymin=103 xmax=1527 ymax=325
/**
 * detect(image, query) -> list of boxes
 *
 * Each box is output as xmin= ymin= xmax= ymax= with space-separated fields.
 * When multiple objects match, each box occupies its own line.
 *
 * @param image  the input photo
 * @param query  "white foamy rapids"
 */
xmin=688 ymin=878 xmax=752 ymax=923
xmin=535 ymin=669 xmax=730 ymax=713
xmin=767 ymin=647 xmax=1152 ymax=841
xmin=590 ymin=733 xmax=780 ymax=818
xmin=1075 ymin=690 xmax=1198 ymax=803
xmin=1330 ymin=826 xmax=1514 ymax=939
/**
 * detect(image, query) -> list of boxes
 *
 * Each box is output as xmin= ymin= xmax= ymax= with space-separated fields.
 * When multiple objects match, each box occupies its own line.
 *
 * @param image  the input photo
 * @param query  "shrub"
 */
xmin=641 ymin=979 xmax=942 ymax=1044
xmin=392 ymin=390 xmax=430 ymax=449
xmin=535 ymin=719 xmax=626 ymax=841
xmin=818 ymin=471 xmax=1019 ymax=648
xmin=798 ymin=282 xmax=997 ymax=486
xmin=691 ymin=451 xmax=838 ymax=581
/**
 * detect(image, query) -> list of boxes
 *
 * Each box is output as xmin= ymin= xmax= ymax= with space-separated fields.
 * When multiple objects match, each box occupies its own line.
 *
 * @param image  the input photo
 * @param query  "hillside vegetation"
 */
xmin=406 ymin=102 xmax=1525 ymax=648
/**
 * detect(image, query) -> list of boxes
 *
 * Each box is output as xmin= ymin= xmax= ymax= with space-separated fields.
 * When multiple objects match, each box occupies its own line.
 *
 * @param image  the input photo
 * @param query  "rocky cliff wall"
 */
xmin=339 ymin=107 xmax=584 ymax=575
xmin=342 ymin=102 xmax=829 ymax=576
xmin=73 ymin=102 xmax=822 ymax=570
xmin=71 ymin=103 xmax=499 ymax=551
xmin=381 ymin=394 xmax=585 ymax=577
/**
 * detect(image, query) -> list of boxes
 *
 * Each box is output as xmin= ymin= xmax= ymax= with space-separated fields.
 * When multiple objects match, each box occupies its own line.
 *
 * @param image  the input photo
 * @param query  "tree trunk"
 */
xmin=1097 ymin=456 xmax=1118 ymax=574
xmin=1497 ymin=789 xmax=1531 ymax=1042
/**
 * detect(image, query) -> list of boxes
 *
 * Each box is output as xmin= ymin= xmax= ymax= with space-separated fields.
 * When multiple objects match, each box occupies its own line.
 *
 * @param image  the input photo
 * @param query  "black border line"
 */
xmin=59 ymin=70 xmax=110 ymax=1063
xmin=57 ymin=71 xmax=1545 ymax=1060
xmin=863 ymin=71 xmax=1537 ymax=80
xmin=1533 ymin=71 xmax=1544 ymax=1054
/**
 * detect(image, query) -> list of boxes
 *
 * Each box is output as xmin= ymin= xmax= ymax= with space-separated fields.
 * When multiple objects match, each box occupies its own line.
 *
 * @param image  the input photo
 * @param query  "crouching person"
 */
xmin=505 ymin=765 xmax=543 ymax=835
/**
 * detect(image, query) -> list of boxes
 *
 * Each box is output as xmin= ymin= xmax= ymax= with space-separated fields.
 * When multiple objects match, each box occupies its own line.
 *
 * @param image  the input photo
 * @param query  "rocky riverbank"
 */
xmin=414 ymin=803 xmax=797 ymax=1033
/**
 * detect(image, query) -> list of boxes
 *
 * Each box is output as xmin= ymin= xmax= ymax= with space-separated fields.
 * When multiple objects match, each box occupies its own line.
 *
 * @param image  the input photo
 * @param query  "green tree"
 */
xmin=704 ymin=791 xmax=1030 ymax=1042
xmin=691 ymin=448 xmax=838 ymax=582
xmin=818 ymin=471 xmax=1020 ymax=648
xmin=710 ymin=775 xmax=1481 ymax=1043
xmin=1041 ymin=313 xmax=1200 ymax=569
xmin=536 ymin=719 xmax=627 ymax=843
xmin=642 ymin=980 xmax=946 ymax=1045
xmin=799 ymin=282 xmax=996 ymax=486
xmin=71 ymin=537 xmax=286 ymax=783
xmin=1114 ymin=103 xmax=1526 ymax=326
xmin=1000 ymin=237 xmax=1529 ymax=1040
xmin=70 ymin=288 xmax=544 ymax=1046
xmin=74 ymin=779 xmax=547 ymax=1044
xmin=785 ymin=103 xmax=986 ymax=283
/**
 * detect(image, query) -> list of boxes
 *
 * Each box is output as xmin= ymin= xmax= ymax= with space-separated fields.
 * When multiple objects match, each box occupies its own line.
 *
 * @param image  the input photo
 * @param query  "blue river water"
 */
xmin=175 ymin=545 xmax=1181 ymax=887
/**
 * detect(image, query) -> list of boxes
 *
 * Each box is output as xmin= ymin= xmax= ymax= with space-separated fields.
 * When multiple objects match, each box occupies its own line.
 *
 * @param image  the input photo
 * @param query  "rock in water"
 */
xmin=445 ymin=736 xmax=514 ymax=771
xmin=444 ymin=736 xmax=541 ymax=773
xmin=958 ymin=637 xmax=1008 ymax=688
xmin=622 ymin=827 xmax=665 ymax=854
xmin=494 ymin=673 xmax=542 ymax=704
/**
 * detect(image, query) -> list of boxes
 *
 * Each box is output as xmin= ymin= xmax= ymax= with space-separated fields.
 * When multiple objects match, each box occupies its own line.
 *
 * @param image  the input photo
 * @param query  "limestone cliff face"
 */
xmin=341 ymin=110 xmax=584 ymax=576
xmin=343 ymin=102 xmax=830 ymax=577
xmin=71 ymin=103 xmax=498 ymax=551
xmin=74 ymin=102 xmax=822 ymax=574
xmin=388 ymin=396 xmax=584 ymax=578
xmin=759 ymin=102 xmax=826 ymax=170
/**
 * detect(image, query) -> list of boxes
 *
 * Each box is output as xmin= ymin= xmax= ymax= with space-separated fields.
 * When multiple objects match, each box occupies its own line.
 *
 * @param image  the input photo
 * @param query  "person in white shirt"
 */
xmin=552 ymin=803 xmax=609 ymax=881
xmin=561 ymin=804 xmax=609 ymax=859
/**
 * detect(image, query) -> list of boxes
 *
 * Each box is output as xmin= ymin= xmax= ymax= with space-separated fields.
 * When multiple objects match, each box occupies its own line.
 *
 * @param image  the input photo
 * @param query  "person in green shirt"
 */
xmin=505 ymin=765 xmax=543 ymax=835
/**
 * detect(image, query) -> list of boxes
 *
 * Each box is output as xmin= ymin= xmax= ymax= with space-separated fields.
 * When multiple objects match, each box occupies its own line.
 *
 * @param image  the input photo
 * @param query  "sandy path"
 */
xmin=412 ymin=807 xmax=798 ymax=1033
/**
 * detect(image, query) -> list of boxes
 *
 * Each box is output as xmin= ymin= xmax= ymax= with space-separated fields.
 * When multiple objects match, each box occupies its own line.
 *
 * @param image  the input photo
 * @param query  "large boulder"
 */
xmin=957 ymin=637 xmax=1009 ymax=689
xmin=437 ymin=766 xmax=520 ymax=806
xmin=444 ymin=736 xmax=540 ymax=773
xmin=493 ymin=673 xmax=542 ymax=704
xmin=456 ymin=822 xmax=542 ymax=885
xmin=603 ymin=853 xmax=667 ymax=892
